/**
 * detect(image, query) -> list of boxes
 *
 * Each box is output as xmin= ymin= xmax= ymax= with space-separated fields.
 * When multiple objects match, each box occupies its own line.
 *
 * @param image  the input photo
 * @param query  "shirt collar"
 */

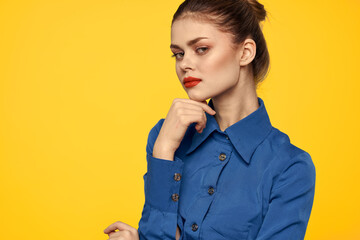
xmin=185 ymin=97 xmax=273 ymax=164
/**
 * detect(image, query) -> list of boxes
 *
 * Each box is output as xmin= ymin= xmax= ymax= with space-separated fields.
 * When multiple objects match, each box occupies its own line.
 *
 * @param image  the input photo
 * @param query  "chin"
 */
xmin=186 ymin=91 xmax=209 ymax=102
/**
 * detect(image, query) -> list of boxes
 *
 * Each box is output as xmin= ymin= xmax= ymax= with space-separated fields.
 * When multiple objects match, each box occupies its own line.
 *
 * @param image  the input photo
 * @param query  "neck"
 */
xmin=211 ymin=71 xmax=259 ymax=132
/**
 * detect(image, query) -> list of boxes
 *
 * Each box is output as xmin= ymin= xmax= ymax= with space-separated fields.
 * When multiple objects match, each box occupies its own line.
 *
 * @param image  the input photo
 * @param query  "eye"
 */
xmin=196 ymin=47 xmax=208 ymax=54
xmin=171 ymin=52 xmax=184 ymax=60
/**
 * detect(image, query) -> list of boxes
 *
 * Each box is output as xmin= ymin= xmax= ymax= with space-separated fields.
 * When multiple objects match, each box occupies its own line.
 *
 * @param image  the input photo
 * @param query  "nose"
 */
xmin=179 ymin=53 xmax=194 ymax=71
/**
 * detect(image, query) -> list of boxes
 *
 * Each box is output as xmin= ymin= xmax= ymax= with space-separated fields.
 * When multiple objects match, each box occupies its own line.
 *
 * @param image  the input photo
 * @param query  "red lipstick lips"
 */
xmin=183 ymin=76 xmax=202 ymax=88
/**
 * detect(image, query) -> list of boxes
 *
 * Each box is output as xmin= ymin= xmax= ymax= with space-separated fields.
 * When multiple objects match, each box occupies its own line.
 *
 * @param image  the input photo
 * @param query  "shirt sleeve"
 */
xmin=138 ymin=118 xmax=184 ymax=240
xmin=256 ymin=152 xmax=316 ymax=240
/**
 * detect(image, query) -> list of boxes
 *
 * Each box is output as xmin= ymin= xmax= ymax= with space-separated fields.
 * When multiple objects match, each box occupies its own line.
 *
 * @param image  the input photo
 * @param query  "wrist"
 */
xmin=153 ymin=141 xmax=176 ymax=161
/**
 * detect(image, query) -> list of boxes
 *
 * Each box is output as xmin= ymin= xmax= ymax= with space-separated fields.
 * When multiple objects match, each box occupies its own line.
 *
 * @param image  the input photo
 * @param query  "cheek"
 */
xmin=175 ymin=65 xmax=182 ymax=79
xmin=202 ymin=50 xmax=239 ymax=84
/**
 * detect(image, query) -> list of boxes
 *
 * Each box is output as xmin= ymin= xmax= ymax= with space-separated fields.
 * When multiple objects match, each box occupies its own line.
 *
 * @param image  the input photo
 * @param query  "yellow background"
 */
xmin=1 ymin=0 xmax=359 ymax=239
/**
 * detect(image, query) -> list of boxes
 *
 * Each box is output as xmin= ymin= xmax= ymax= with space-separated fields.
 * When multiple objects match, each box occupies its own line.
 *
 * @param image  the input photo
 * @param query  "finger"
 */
xmin=173 ymin=98 xmax=215 ymax=115
xmin=178 ymin=101 xmax=215 ymax=119
xmin=193 ymin=111 xmax=207 ymax=132
xmin=104 ymin=221 xmax=132 ymax=234
xmin=177 ymin=107 xmax=207 ymax=120
xmin=174 ymin=98 xmax=216 ymax=115
xmin=173 ymin=106 xmax=207 ymax=130
xmin=108 ymin=230 xmax=132 ymax=239
xmin=177 ymin=104 xmax=204 ymax=112
xmin=181 ymin=107 xmax=208 ymax=133
xmin=179 ymin=98 xmax=216 ymax=114
xmin=179 ymin=113 xmax=207 ymax=132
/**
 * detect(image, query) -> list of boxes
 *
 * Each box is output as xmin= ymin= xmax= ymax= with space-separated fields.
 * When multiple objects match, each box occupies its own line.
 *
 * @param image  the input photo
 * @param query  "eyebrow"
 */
xmin=170 ymin=37 xmax=209 ymax=49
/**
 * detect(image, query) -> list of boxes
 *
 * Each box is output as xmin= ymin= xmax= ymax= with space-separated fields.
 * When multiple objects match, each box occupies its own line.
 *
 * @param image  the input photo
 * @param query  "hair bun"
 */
xmin=245 ymin=0 xmax=267 ymax=22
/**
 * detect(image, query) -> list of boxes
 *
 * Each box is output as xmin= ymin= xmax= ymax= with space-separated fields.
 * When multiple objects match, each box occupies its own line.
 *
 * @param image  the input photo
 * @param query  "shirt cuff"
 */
xmin=145 ymin=152 xmax=184 ymax=213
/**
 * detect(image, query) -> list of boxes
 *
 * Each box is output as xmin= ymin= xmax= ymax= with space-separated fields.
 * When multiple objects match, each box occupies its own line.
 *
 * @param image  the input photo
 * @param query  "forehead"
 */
xmin=171 ymin=17 xmax=231 ymax=43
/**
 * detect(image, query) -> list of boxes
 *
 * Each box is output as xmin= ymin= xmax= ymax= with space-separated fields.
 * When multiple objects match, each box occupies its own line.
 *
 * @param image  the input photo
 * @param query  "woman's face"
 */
xmin=170 ymin=17 xmax=242 ymax=102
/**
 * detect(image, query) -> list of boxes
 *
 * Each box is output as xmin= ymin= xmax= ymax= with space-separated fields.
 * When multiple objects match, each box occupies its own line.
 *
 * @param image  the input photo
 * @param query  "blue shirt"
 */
xmin=138 ymin=97 xmax=316 ymax=240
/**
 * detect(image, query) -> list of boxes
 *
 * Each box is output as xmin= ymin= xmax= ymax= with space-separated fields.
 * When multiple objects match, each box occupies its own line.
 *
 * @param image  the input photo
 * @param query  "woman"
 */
xmin=104 ymin=0 xmax=316 ymax=239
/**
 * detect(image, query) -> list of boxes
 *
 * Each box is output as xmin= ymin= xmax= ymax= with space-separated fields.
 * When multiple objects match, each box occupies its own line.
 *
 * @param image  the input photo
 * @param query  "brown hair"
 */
xmin=171 ymin=0 xmax=270 ymax=88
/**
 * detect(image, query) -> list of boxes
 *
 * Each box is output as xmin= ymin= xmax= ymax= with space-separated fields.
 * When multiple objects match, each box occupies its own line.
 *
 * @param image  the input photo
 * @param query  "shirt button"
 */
xmin=191 ymin=223 xmax=198 ymax=232
xmin=225 ymin=136 xmax=229 ymax=140
xmin=219 ymin=153 xmax=227 ymax=161
xmin=171 ymin=193 xmax=179 ymax=202
xmin=208 ymin=186 xmax=215 ymax=195
xmin=173 ymin=173 xmax=181 ymax=181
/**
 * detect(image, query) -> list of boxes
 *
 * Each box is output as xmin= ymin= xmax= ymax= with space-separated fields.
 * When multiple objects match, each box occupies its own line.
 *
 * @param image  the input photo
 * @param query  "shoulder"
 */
xmin=266 ymin=126 xmax=314 ymax=165
xmin=264 ymin=127 xmax=316 ymax=187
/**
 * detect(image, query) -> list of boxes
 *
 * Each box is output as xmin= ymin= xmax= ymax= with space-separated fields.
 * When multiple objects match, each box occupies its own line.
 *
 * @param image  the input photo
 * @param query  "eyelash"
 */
xmin=171 ymin=47 xmax=209 ymax=59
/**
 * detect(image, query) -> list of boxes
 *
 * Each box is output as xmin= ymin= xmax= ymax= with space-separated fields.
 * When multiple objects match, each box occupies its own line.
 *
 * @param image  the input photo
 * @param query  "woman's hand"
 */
xmin=153 ymin=98 xmax=216 ymax=160
xmin=103 ymin=221 xmax=139 ymax=240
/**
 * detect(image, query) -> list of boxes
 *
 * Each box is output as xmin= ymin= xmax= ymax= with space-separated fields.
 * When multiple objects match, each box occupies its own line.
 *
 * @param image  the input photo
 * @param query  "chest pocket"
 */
xmin=207 ymin=224 xmax=250 ymax=240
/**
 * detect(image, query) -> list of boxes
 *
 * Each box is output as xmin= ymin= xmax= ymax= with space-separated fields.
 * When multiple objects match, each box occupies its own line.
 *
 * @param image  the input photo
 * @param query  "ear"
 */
xmin=238 ymin=38 xmax=256 ymax=67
